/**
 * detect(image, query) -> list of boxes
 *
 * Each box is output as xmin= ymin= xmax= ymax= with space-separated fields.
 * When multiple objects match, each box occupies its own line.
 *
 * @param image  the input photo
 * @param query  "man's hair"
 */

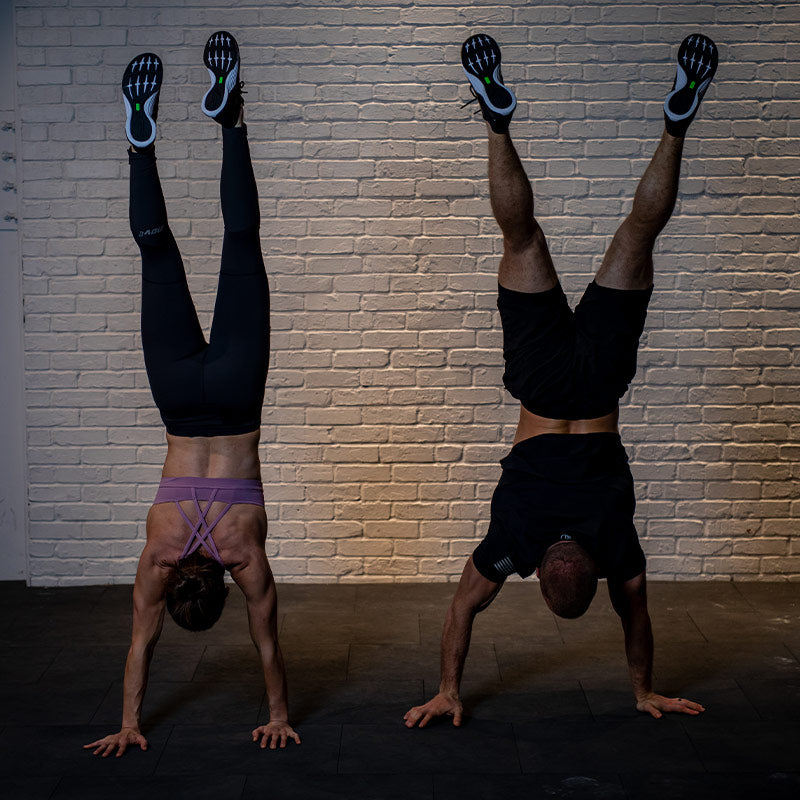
xmin=164 ymin=550 xmax=229 ymax=632
xmin=538 ymin=540 xmax=597 ymax=619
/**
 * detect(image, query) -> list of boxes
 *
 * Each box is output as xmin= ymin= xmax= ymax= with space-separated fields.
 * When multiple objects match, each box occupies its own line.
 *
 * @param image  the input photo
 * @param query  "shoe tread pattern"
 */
xmin=461 ymin=33 xmax=514 ymax=111
xmin=122 ymin=53 xmax=162 ymax=148
xmin=202 ymin=30 xmax=240 ymax=116
xmin=665 ymin=33 xmax=718 ymax=119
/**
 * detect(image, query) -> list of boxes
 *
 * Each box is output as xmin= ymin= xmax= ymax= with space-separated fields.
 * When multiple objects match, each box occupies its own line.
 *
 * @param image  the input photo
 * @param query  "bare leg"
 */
xmin=488 ymin=128 xmax=558 ymax=293
xmin=596 ymin=131 xmax=684 ymax=291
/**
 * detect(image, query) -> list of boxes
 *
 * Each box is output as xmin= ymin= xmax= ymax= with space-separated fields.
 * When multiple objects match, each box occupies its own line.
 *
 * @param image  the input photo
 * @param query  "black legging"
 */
xmin=129 ymin=126 xmax=270 ymax=437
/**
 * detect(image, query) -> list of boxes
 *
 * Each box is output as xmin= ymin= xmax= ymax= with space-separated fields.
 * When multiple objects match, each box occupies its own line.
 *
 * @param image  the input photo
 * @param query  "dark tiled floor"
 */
xmin=1 ymin=580 xmax=799 ymax=798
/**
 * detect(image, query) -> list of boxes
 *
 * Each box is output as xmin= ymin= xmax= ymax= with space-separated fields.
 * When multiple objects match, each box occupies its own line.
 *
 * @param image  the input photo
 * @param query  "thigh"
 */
xmin=497 ymin=282 xmax=577 ymax=415
xmin=205 ymin=228 xmax=270 ymax=417
xmin=498 ymin=225 xmax=559 ymax=294
xmin=141 ymin=258 xmax=206 ymax=366
xmin=573 ymin=281 xmax=652 ymax=401
xmin=208 ymin=228 xmax=270 ymax=360
xmin=594 ymin=217 xmax=654 ymax=291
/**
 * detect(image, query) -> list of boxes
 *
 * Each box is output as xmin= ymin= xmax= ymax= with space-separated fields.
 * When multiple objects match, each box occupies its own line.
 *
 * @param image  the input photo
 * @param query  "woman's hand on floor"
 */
xmin=636 ymin=692 xmax=705 ymax=718
xmin=251 ymin=720 xmax=302 ymax=749
xmin=83 ymin=727 xmax=149 ymax=757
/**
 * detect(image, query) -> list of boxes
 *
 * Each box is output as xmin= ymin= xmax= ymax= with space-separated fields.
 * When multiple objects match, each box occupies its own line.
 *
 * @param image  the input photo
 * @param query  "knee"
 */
xmin=131 ymin=223 xmax=170 ymax=249
xmin=616 ymin=216 xmax=660 ymax=252
xmin=504 ymin=219 xmax=546 ymax=254
xmin=626 ymin=204 xmax=673 ymax=239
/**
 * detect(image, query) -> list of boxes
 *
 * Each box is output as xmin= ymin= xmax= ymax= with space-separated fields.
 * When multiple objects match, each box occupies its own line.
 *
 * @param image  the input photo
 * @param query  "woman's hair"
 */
xmin=538 ymin=540 xmax=597 ymax=619
xmin=164 ymin=550 xmax=229 ymax=631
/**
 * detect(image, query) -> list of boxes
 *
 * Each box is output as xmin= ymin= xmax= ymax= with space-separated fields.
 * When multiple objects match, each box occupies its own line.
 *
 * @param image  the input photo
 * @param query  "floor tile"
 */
xmin=192 ymin=645 xmax=263 ymax=682
xmin=584 ymin=678 xmax=757 ymax=722
xmin=277 ymin=583 xmax=358 ymax=613
xmin=622 ymin=771 xmax=800 ymax=800
xmin=280 ymin=611 xmax=421 ymax=645
xmin=95 ymin=585 xmax=134 ymax=611
xmin=514 ymin=717 xmax=703 ymax=773
xmin=735 ymin=583 xmax=800 ymax=614
xmin=2 ymin=580 xmax=799 ymax=787
xmin=685 ymin=720 xmax=800 ymax=772
xmin=0 ymin=777 xmax=60 ymax=800
xmin=52 ymin=774 xmax=247 ymax=800
xmin=355 ymin=582 xmax=454 ymax=615
xmin=0 ymin=645 xmax=61 ymax=683
xmin=419 ymin=603 xmax=562 ymax=646
xmin=646 ymin=581 xmax=747 ymax=608
xmin=6 ymin=610 xmax=133 ymax=646
xmin=456 ymin=681 xmax=592 ymax=722
xmin=289 ymin=678 xmax=423 ymax=725
xmin=0 ymin=584 xmax=104 ymax=615
xmin=646 ymin=607 xmax=706 ymax=642
xmin=553 ymin=599 xmax=626 ymax=645
xmin=280 ymin=642 xmax=349 ymax=681
xmin=339 ymin=720 xmax=520 ymax=774
xmin=0 ymin=725 xmax=169 ymax=777
xmin=494 ymin=642 xmax=630 ymax=690
xmin=91 ymin=680 xmax=264 ymax=727
xmin=348 ymin=643 xmax=500 ymax=684
xmin=0 ymin=681 xmax=112 ymax=726
xmin=686 ymin=607 xmax=789 ymax=641
xmin=244 ymin=773 xmax=433 ymax=800
xmin=733 ymin=677 xmax=800 ymax=720
xmin=37 ymin=644 xmax=203 ymax=685
xmin=434 ymin=773 xmax=626 ymax=800
xmin=157 ymin=606 xmax=254 ymax=646
xmin=154 ymin=724 xmax=339 ymax=775
xmin=645 ymin=640 xmax=800 ymax=682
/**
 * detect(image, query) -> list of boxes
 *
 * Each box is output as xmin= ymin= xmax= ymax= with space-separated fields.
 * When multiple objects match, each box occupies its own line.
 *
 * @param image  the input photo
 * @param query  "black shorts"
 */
xmin=498 ymin=280 xmax=652 ymax=420
xmin=472 ymin=433 xmax=646 ymax=584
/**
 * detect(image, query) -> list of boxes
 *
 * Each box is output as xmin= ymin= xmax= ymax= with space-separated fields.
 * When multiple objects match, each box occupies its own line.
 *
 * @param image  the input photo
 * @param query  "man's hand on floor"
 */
xmin=83 ymin=727 xmax=149 ymax=757
xmin=636 ymin=692 xmax=705 ymax=718
xmin=404 ymin=692 xmax=464 ymax=728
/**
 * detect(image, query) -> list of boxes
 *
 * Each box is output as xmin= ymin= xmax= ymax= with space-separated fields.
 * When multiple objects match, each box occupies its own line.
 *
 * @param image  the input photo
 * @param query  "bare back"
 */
xmin=145 ymin=430 xmax=267 ymax=572
xmin=514 ymin=406 xmax=619 ymax=445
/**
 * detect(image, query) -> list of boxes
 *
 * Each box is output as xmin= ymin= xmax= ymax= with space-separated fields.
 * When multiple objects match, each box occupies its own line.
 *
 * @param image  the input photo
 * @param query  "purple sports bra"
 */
xmin=153 ymin=477 xmax=264 ymax=566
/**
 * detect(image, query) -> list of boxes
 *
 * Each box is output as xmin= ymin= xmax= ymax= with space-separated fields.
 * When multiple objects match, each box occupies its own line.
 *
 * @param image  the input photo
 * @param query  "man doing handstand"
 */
xmin=406 ymin=33 xmax=717 ymax=727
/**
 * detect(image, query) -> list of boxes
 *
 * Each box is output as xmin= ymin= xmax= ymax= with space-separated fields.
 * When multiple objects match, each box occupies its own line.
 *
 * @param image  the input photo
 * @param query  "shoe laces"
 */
xmin=460 ymin=87 xmax=481 ymax=115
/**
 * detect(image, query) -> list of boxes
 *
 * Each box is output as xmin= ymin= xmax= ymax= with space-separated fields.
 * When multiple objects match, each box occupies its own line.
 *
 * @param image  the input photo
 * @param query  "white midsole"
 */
xmin=123 ymin=93 xmax=156 ymax=148
xmin=202 ymin=62 xmax=239 ymax=117
xmin=462 ymin=64 xmax=516 ymax=115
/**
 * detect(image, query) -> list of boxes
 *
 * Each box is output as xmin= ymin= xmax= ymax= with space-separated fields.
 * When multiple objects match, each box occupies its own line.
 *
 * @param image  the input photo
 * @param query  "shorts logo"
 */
xmin=139 ymin=225 xmax=164 ymax=237
xmin=492 ymin=556 xmax=515 ymax=576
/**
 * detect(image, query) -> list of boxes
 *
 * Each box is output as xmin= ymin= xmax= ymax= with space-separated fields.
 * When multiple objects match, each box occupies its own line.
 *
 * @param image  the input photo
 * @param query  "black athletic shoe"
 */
xmin=202 ymin=30 xmax=242 ymax=127
xmin=122 ymin=53 xmax=163 ymax=149
xmin=663 ymin=34 xmax=718 ymax=137
xmin=461 ymin=33 xmax=516 ymax=133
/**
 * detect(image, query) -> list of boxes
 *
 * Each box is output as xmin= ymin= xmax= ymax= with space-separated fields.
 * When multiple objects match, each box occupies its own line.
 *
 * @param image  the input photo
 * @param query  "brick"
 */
xmin=16 ymin=6 xmax=800 ymax=584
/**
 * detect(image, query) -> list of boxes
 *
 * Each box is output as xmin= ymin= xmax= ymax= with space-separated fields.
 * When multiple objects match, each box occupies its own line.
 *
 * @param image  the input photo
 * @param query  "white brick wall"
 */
xmin=14 ymin=0 xmax=800 ymax=585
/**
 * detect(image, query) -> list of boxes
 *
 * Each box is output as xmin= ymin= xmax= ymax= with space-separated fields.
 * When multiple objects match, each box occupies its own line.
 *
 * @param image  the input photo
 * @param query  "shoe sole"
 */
xmin=664 ymin=34 xmax=717 ymax=123
xmin=202 ymin=30 xmax=240 ymax=118
xmin=461 ymin=33 xmax=516 ymax=115
xmin=122 ymin=53 xmax=162 ymax=148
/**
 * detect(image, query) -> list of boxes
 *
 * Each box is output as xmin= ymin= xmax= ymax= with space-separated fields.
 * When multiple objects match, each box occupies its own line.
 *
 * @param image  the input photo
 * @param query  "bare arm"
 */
xmin=405 ymin=556 xmax=502 ymax=728
xmin=608 ymin=571 xmax=704 ymax=718
xmin=233 ymin=549 xmax=300 ymax=749
xmin=84 ymin=547 xmax=166 ymax=756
